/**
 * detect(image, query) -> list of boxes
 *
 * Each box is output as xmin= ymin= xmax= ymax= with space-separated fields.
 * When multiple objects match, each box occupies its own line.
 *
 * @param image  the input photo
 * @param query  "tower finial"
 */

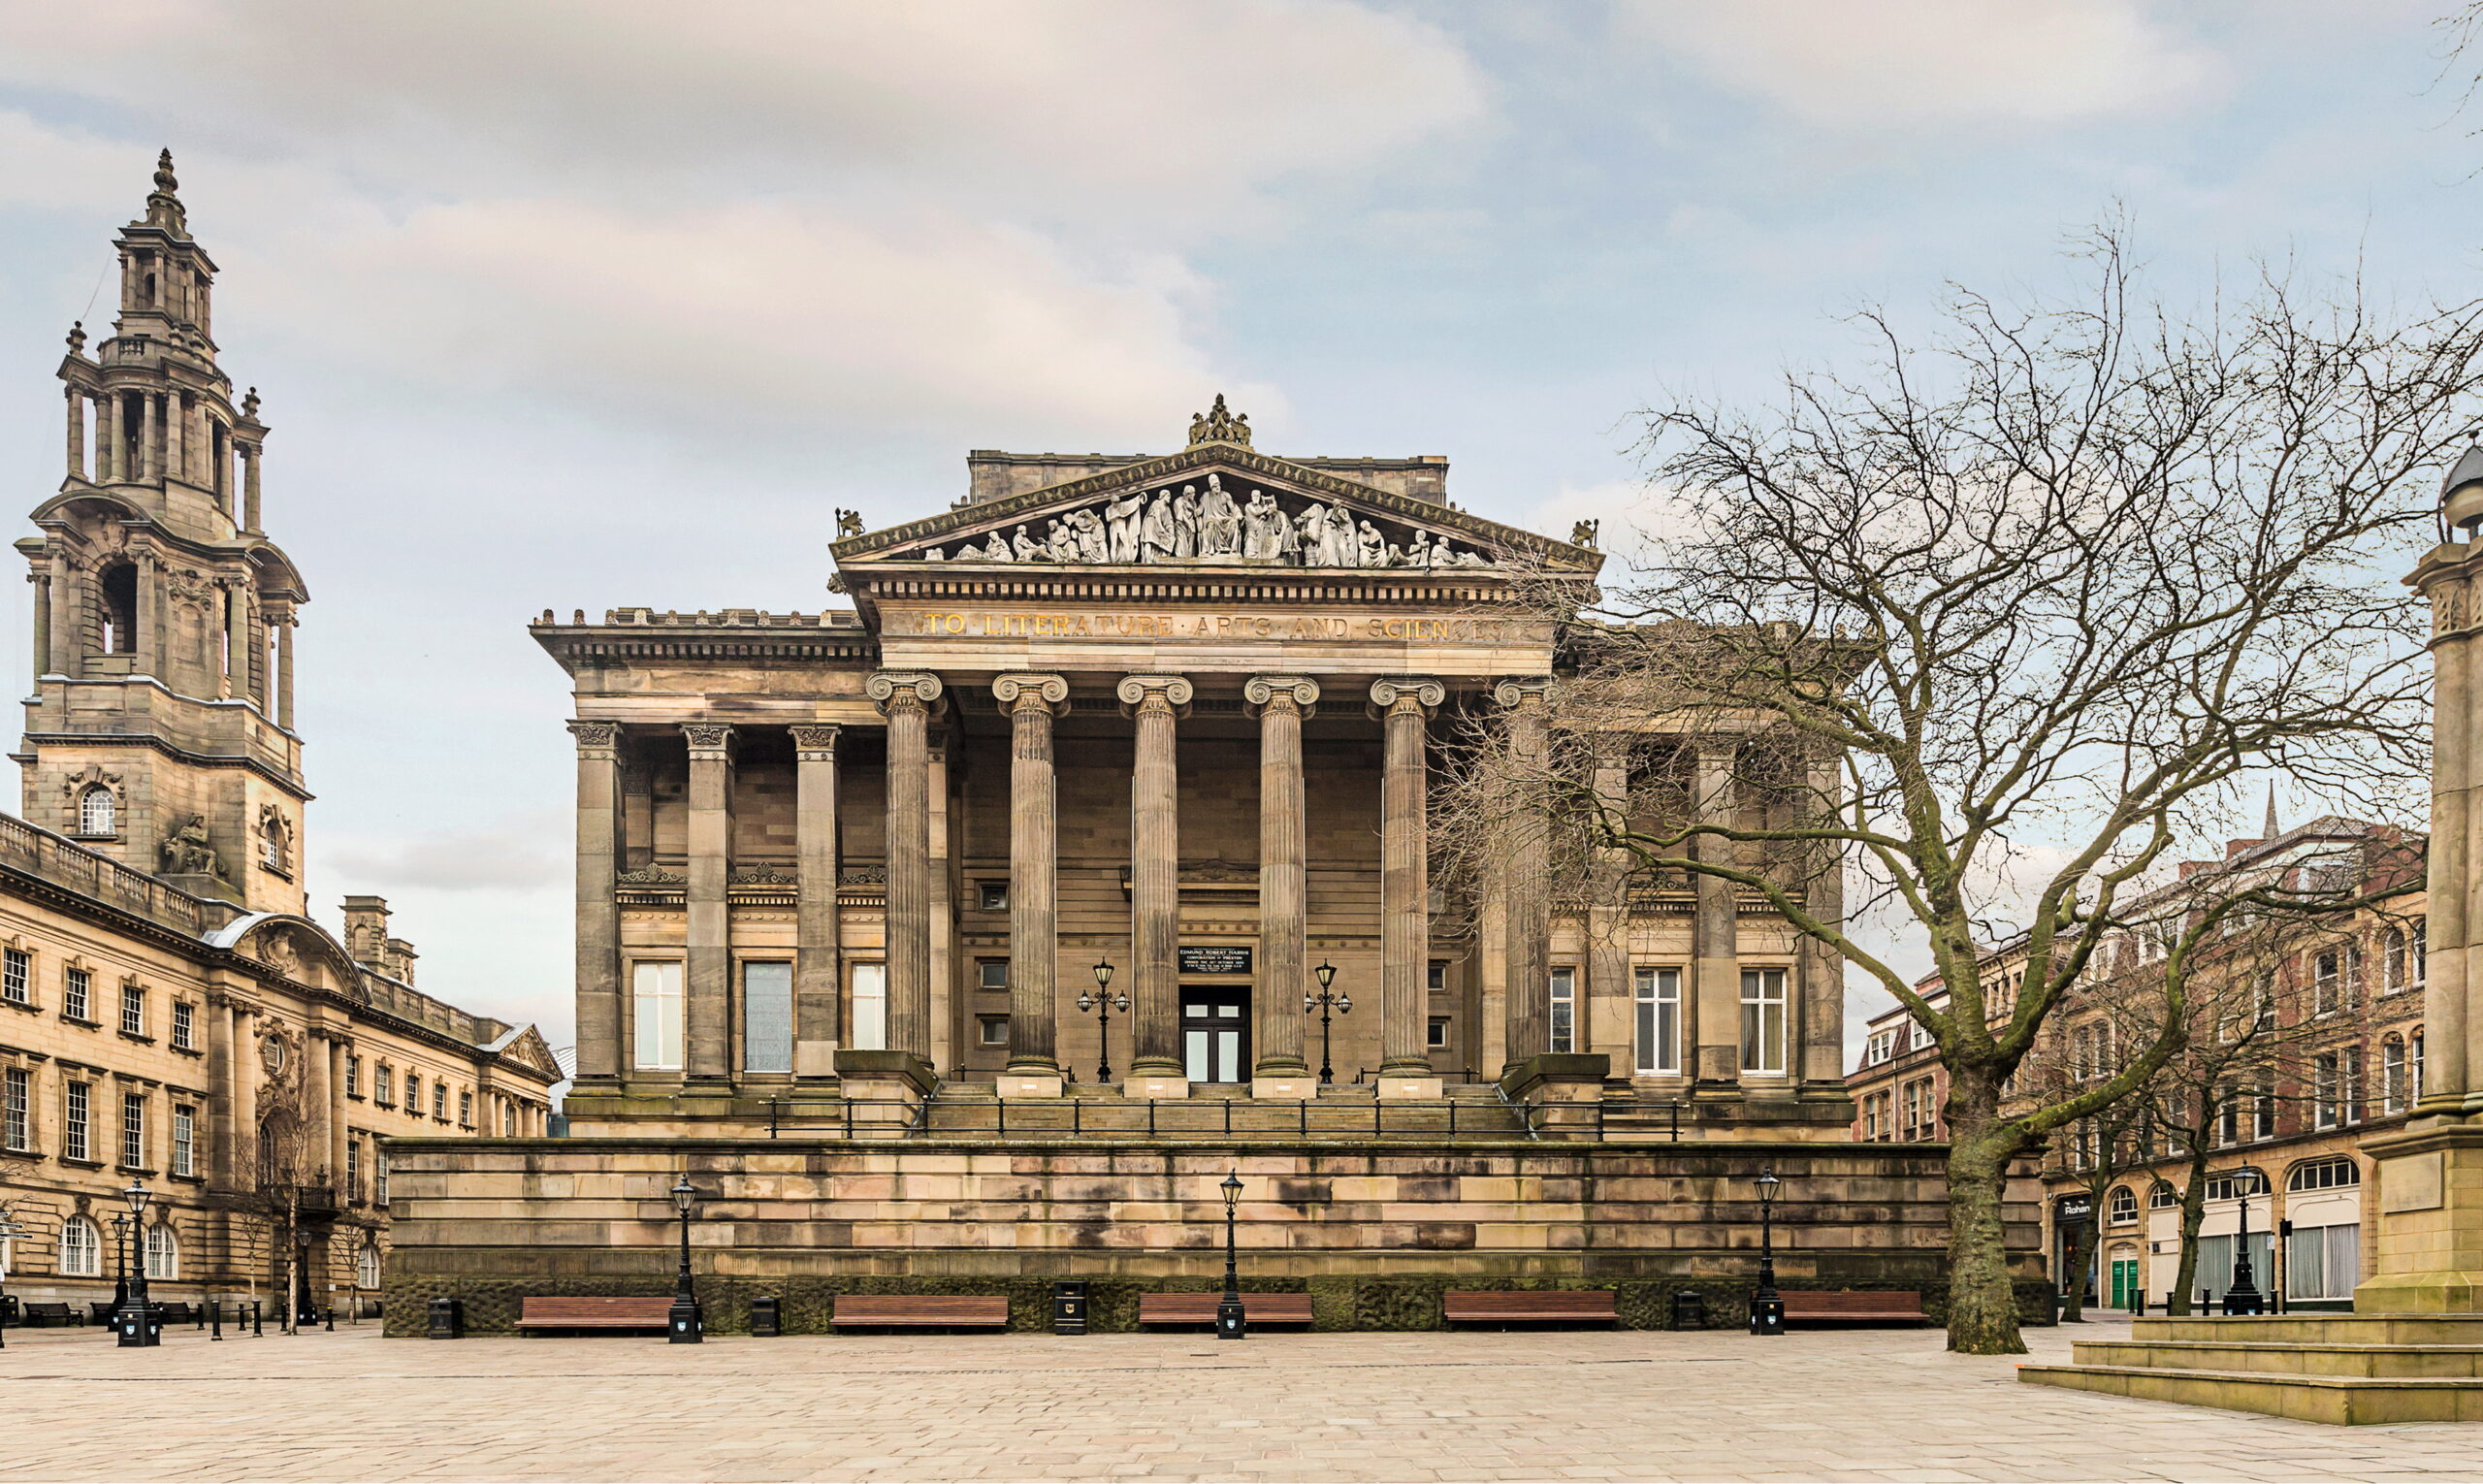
xmin=154 ymin=148 xmax=177 ymax=194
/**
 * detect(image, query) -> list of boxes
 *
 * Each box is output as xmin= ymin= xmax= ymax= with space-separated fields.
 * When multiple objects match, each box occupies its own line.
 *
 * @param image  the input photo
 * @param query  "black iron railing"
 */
xmin=760 ymin=1095 xmax=1687 ymax=1142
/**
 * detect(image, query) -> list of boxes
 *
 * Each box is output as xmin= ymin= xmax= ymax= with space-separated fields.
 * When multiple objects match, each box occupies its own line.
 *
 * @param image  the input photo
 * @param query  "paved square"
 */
xmin=2 ymin=1317 xmax=2477 ymax=1481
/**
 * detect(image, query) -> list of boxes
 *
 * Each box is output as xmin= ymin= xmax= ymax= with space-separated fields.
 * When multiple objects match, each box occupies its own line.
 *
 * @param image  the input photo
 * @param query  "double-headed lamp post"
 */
xmin=1078 ymin=959 xmax=1130 ymax=1084
xmin=668 ymin=1176 xmax=701 ymax=1344
xmin=116 ymin=1179 xmax=156 ymax=1348
xmin=1749 ymin=1168 xmax=1785 ymax=1337
xmin=1305 ymin=961 xmax=1351 ymax=1086
xmin=1217 ymin=1170 xmax=1246 ymax=1341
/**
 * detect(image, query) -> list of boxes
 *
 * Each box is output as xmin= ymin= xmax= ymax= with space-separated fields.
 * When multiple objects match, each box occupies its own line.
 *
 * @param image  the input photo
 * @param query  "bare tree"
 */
xmin=233 ymin=1099 xmax=327 ymax=1335
xmin=1437 ymin=231 xmax=2483 ymax=1353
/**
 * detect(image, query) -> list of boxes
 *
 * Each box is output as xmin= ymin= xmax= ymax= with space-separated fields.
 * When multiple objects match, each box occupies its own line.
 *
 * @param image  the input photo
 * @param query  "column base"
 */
xmin=794 ymin=1040 xmax=841 ymax=1079
xmin=1251 ymin=1073 xmax=1317 ymax=1100
xmin=1377 ymin=1074 xmax=1444 ymax=1100
xmin=1123 ymin=1072 xmax=1190 ymax=1100
xmin=997 ymin=1071 xmax=1065 ymax=1099
xmin=2355 ymin=1115 xmax=2483 ymax=1314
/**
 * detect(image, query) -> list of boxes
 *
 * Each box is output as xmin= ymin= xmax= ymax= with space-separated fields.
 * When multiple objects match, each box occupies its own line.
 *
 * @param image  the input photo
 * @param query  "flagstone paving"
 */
xmin=3 ymin=1315 xmax=2478 ymax=1481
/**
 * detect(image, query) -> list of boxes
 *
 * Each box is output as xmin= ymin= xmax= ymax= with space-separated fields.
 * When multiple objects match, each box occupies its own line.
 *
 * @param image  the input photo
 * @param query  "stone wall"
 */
xmin=382 ymin=1135 xmax=2046 ymax=1335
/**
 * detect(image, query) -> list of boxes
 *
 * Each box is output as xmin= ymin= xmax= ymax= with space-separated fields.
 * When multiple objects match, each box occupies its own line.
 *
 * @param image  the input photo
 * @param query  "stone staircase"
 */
xmin=2018 ymin=1314 xmax=2483 ymax=1424
xmin=914 ymin=1081 xmax=1531 ymax=1140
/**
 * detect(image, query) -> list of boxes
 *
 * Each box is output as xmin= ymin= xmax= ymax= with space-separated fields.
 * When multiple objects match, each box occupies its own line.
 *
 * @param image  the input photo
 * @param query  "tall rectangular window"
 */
xmin=374 ymin=1063 xmax=393 ymax=1106
xmin=743 ymin=960 xmax=793 ymax=1073
xmin=2315 ymin=1052 xmax=2340 ymax=1129
xmin=1633 ymin=966 xmax=1680 ymax=1075
xmin=171 ymin=1000 xmax=194 ymax=1050
xmin=3 ymin=1066 xmax=26 ymax=1150
xmin=458 ymin=1089 xmax=472 ymax=1127
xmin=850 ymin=962 xmax=887 ymax=1051
xmin=1 ymin=948 xmax=27 ymax=1006
xmin=374 ymin=1148 xmax=389 ymax=1206
xmin=632 ymin=960 xmax=685 ymax=1071
xmin=120 ymin=1089 xmax=144 ymax=1168
xmin=172 ymin=1104 xmax=194 ymax=1178
xmin=1547 ymin=968 xmax=1576 ymax=1054
xmin=2315 ymin=952 xmax=2340 ymax=1015
xmin=432 ymin=1083 xmax=447 ymax=1121
xmin=345 ymin=1137 xmax=360 ymax=1200
xmin=2343 ymin=1045 xmax=2365 ymax=1126
xmin=119 ymin=983 xmax=145 ymax=1036
xmin=345 ymin=1056 xmax=360 ymax=1098
xmin=1740 ymin=967 xmax=1788 ymax=1074
xmin=64 ymin=1080 xmax=89 ymax=1161
xmin=63 ymin=966 xmax=89 ymax=1021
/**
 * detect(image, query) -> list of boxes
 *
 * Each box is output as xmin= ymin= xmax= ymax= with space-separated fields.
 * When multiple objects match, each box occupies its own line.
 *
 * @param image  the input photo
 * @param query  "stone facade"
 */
xmin=0 ymin=157 xmax=560 ymax=1320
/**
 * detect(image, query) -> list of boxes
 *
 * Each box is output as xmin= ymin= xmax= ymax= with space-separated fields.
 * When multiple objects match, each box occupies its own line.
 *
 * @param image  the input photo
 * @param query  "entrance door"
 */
xmin=1181 ymin=990 xmax=1249 ymax=1082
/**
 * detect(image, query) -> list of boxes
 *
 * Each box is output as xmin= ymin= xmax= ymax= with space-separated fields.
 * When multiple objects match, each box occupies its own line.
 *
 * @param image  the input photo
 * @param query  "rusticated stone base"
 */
xmin=382 ymin=1135 xmax=2046 ymax=1336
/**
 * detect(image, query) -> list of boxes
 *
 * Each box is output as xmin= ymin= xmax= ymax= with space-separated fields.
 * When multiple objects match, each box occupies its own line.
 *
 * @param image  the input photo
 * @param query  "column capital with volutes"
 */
xmin=1369 ymin=676 xmax=1444 ymax=718
xmin=992 ymin=672 xmax=1070 ymax=713
xmin=1117 ymin=673 xmax=1192 ymax=718
xmin=867 ymin=670 xmax=946 ymax=717
xmin=789 ymin=723 xmax=842 ymax=759
xmin=1244 ymin=675 xmax=1320 ymax=717
xmin=565 ymin=719 xmax=621 ymax=756
xmin=1491 ymin=675 xmax=1552 ymax=710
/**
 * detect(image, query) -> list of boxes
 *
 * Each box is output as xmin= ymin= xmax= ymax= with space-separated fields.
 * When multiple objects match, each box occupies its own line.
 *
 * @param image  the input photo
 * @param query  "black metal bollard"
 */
xmin=210 ymin=1301 xmax=222 ymax=1340
xmin=325 ymin=1304 xmax=336 ymax=1332
xmin=252 ymin=1300 xmax=263 ymax=1337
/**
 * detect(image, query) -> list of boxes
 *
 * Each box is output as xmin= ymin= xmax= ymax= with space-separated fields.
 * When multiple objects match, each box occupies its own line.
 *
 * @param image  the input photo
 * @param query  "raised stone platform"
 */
xmin=2019 ymin=1314 xmax=2483 ymax=1424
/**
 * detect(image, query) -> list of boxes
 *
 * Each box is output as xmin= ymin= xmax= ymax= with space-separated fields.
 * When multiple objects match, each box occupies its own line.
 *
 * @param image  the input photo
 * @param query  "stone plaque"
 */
xmin=1178 ymin=946 xmax=1252 ymax=975
xmin=2381 ymin=1149 xmax=2446 ymax=1214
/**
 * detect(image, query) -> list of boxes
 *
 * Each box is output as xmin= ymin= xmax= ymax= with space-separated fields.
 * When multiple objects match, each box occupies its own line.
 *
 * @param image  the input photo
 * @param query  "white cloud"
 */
xmin=320 ymin=818 xmax=566 ymax=894
xmin=1625 ymin=0 xmax=2219 ymax=130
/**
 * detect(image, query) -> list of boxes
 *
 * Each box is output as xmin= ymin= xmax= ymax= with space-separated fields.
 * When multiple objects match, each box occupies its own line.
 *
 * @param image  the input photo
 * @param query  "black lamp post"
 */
xmin=1749 ymin=1168 xmax=1785 ymax=1337
xmin=115 ymin=1180 xmax=157 ymax=1348
xmin=2225 ymin=1172 xmax=2267 ymax=1316
xmin=668 ymin=1175 xmax=701 ymax=1343
xmin=0 ymin=1205 xmax=26 ymax=1350
xmin=1077 ymin=959 xmax=1129 ymax=1084
xmin=293 ymin=1227 xmax=315 ymax=1328
xmin=111 ymin=1213 xmax=128 ymax=1312
xmin=1216 ymin=1170 xmax=1246 ymax=1341
xmin=1305 ymin=961 xmax=1351 ymax=1086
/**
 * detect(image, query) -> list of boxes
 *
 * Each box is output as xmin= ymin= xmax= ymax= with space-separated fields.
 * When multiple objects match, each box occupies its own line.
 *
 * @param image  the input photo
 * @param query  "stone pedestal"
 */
xmin=997 ymin=1071 xmax=1065 ymax=1099
xmin=833 ymin=1048 xmax=937 ymax=1138
xmin=1376 ymin=1074 xmax=1444 ymax=1100
xmin=1251 ymin=1074 xmax=1316 ymax=1101
xmin=1124 ymin=1073 xmax=1189 ymax=1100
xmin=2356 ymin=1118 xmax=2483 ymax=1312
xmin=1499 ymin=1051 xmax=1611 ymax=1137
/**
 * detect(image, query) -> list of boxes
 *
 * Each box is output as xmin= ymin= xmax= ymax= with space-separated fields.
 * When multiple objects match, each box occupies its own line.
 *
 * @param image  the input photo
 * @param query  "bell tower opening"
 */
xmin=97 ymin=561 xmax=137 ymax=654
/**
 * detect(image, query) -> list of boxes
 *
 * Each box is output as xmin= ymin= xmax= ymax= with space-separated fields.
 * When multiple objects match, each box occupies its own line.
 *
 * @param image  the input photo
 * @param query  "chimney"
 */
xmin=384 ymin=936 xmax=418 ymax=985
xmin=340 ymin=895 xmax=390 ymax=966
xmin=2225 ymin=838 xmax=2261 ymax=860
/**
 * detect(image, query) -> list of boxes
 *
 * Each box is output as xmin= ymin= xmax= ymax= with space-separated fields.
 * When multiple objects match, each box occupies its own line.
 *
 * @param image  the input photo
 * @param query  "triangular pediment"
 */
xmin=832 ymin=441 xmax=1599 ymax=579
xmin=491 ymin=1023 xmax=564 ymax=1082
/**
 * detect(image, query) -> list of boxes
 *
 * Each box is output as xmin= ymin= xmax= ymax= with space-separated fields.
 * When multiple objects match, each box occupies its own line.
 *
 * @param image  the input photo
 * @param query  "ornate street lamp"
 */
xmin=1077 ymin=959 xmax=1129 ymax=1083
xmin=1216 ymin=1170 xmax=1246 ymax=1341
xmin=293 ymin=1227 xmax=315 ymax=1329
xmin=668 ymin=1175 xmax=701 ymax=1344
xmin=1305 ymin=961 xmax=1351 ymax=1086
xmin=0 ymin=1203 xmax=28 ymax=1351
xmin=1748 ymin=1168 xmax=1785 ymax=1337
xmin=2225 ymin=1170 xmax=2267 ymax=1316
xmin=116 ymin=1180 xmax=156 ymax=1348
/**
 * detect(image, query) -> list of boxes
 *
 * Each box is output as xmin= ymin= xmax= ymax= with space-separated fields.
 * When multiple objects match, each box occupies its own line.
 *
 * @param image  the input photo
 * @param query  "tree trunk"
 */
xmin=1942 ymin=1100 xmax=2028 ymax=1355
xmin=2169 ymin=1143 xmax=2212 ymax=1316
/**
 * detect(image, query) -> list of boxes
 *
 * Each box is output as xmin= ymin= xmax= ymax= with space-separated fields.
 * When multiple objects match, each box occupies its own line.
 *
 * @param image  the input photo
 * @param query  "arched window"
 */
xmin=2288 ymin=1156 xmax=2360 ymax=1191
xmin=2383 ymin=1036 xmax=2408 ymax=1113
xmin=144 ymin=1221 xmax=177 ymax=1280
xmin=2148 ymin=1180 xmax=2180 ymax=1209
xmin=97 ymin=563 xmax=138 ymax=655
xmin=2108 ymin=1185 xmax=2139 ymax=1225
xmin=78 ymin=785 xmax=115 ymax=836
xmin=2413 ymin=1029 xmax=2427 ymax=1103
xmin=2384 ymin=927 xmax=2409 ymax=991
xmin=356 ymin=1239 xmax=381 ymax=1290
xmin=59 ymin=1215 xmax=101 ymax=1276
xmin=258 ymin=809 xmax=290 ymax=874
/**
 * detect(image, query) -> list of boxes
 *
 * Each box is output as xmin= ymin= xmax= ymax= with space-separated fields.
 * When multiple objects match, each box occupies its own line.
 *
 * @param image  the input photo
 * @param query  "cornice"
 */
xmin=16 ymin=730 xmax=309 ymax=801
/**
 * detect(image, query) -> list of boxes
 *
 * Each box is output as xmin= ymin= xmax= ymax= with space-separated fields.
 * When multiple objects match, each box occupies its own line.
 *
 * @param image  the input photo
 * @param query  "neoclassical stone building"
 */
xmin=536 ymin=399 xmax=1849 ymax=1130
xmin=0 ymin=156 xmax=559 ymax=1318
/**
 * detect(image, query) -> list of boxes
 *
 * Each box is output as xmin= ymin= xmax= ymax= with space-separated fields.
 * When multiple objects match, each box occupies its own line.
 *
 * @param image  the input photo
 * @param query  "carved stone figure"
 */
xmin=159 ymin=813 xmax=220 ymax=878
xmin=1141 ymin=491 xmax=1177 ymax=563
xmin=1326 ymin=504 xmax=1359 ymax=566
xmin=1295 ymin=503 xmax=1329 ymax=564
xmin=1571 ymin=518 xmax=1600 ymax=549
xmin=835 ymin=508 xmax=864 ymax=538
xmin=1242 ymin=489 xmax=1285 ymax=559
xmin=1047 ymin=518 xmax=1080 ymax=563
xmin=1073 ymin=507 xmax=1109 ymax=563
xmin=1174 ymin=488 xmax=1200 ymax=559
xmin=977 ymin=532 xmax=1013 ymax=562
xmin=1012 ymin=525 xmax=1044 ymax=561
xmin=1358 ymin=519 xmax=1389 ymax=567
xmin=1199 ymin=475 xmax=1242 ymax=557
xmin=1105 ymin=489 xmax=1145 ymax=564
xmin=1407 ymin=530 xmax=1435 ymax=568
xmin=921 ymin=545 xmax=946 ymax=561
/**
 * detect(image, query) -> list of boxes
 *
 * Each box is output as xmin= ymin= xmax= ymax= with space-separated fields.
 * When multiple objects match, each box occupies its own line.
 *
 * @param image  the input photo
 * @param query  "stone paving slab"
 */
xmin=1 ymin=1317 xmax=2478 ymax=1481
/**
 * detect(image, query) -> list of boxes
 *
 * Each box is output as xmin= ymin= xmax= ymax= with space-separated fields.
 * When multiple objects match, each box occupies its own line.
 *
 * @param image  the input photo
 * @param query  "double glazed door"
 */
xmin=1181 ymin=990 xmax=1249 ymax=1082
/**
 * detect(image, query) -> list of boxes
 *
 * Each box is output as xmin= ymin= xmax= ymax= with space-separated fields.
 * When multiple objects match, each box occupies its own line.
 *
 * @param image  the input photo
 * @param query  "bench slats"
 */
xmin=1443 ymin=1291 xmax=1619 ymax=1324
xmin=1781 ymin=1290 xmax=1926 ymax=1323
xmin=1138 ymin=1293 xmax=1314 ymax=1325
xmin=830 ymin=1295 xmax=1009 ymax=1328
xmin=516 ymin=1296 xmax=676 ymax=1330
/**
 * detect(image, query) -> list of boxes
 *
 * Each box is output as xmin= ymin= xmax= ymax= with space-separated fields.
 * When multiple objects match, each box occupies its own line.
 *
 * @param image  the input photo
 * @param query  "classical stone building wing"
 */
xmin=485 ymin=1023 xmax=564 ymax=1082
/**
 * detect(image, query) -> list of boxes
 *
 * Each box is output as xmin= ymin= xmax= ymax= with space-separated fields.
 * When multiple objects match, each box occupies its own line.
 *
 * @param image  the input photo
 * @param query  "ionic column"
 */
xmin=48 ymin=548 xmax=78 ymax=678
xmin=140 ymin=393 xmax=158 ymax=482
xmin=304 ymin=1027 xmax=333 ymax=1190
xmin=869 ymin=672 xmax=945 ymax=1061
xmin=1497 ymin=678 xmax=1553 ymax=1072
xmin=221 ymin=580 xmax=248 ymax=700
xmin=241 ymin=442 xmax=263 ymax=534
xmin=995 ymin=675 xmax=1069 ymax=1082
xmin=566 ymin=721 xmax=624 ymax=1082
xmin=133 ymin=546 xmax=159 ymax=677
xmin=790 ymin=725 xmax=843 ymax=1077
xmin=1589 ymin=751 xmax=1632 ymax=1062
xmin=1799 ymin=746 xmax=1848 ymax=1089
xmin=168 ymin=396 xmax=187 ymax=484
xmin=29 ymin=567 xmax=49 ymax=685
xmin=1246 ymin=677 xmax=1319 ymax=1084
xmin=327 ymin=1038 xmax=349 ymax=1182
xmin=1372 ymin=678 xmax=1445 ymax=1082
xmin=1118 ymin=674 xmax=1192 ymax=1081
xmin=98 ymin=393 xmax=121 ymax=483
xmin=682 ymin=723 xmax=735 ymax=1081
xmin=275 ymin=609 xmax=295 ymax=727
xmin=1692 ymin=739 xmax=1743 ymax=1087
xmin=65 ymin=387 xmax=86 ymax=482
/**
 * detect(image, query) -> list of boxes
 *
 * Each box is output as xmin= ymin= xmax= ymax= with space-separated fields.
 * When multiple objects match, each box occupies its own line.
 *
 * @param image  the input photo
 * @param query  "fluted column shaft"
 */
xmin=222 ymin=580 xmax=248 ymax=700
xmin=568 ymin=722 xmax=624 ymax=1081
xmin=1499 ymin=679 xmax=1552 ymax=1071
xmin=683 ymin=724 xmax=735 ymax=1081
xmin=1589 ymin=753 xmax=1632 ymax=1061
xmin=872 ymin=673 xmax=944 ymax=1060
xmin=791 ymin=725 xmax=843 ymax=1073
xmin=275 ymin=609 xmax=295 ymax=726
xmin=207 ymin=995 xmax=237 ymax=1187
xmin=1121 ymin=675 xmax=1191 ymax=1077
xmin=1374 ymin=678 xmax=1443 ymax=1076
xmin=65 ymin=386 xmax=85 ymax=482
xmin=1693 ymin=740 xmax=1743 ymax=1086
xmin=48 ymin=550 xmax=76 ymax=678
xmin=133 ymin=547 xmax=158 ymax=676
xmin=997 ymin=675 xmax=1068 ymax=1074
xmin=242 ymin=443 xmax=263 ymax=533
xmin=1249 ymin=677 xmax=1317 ymax=1077
xmin=140 ymin=393 xmax=158 ymax=482
xmin=1799 ymin=748 xmax=1847 ymax=1087
xmin=98 ymin=393 xmax=120 ymax=483
xmin=304 ymin=1028 xmax=332 ymax=1186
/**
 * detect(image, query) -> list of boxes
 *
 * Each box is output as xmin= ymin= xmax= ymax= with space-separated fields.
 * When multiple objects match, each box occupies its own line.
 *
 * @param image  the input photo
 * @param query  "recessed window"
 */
xmin=78 ymin=786 xmax=115 ymax=836
xmin=459 ymin=1090 xmax=474 ymax=1127
xmin=1427 ymin=961 xmax=1448 ymax=992
xmin=144 ymin=1223 xmax=177 ymax=1280
xmin=1633 ymin=966 xmax=1681 ymax=1075
xmin=172 ymin=1104 xmax=194 ymax=1178
xmin=978 ymin=959 xmax=1009 ymax=991
xmin=346 ymin=1138 xmax=362 ymax=1201
xmin=1426 ymin=1016 xmax=1450 ymax=1049
xmin=632 ymin=960 xmax=686 ymax=1071
xmin=850 ymin=962 xmax=887 ymax=1051
xmin=3 ymin=1067 xmax=28 ymax=1151
xmin=345 ymin=1056 xmax=361 ymax=1098
xmin=63 ymin=967 xmax=89 ymax=1021
xmin=358 ymin=1240 xmax=382 ymax=1289
xmin=1 ymin=949 xmax=28 ymax=1006
xmin=404 ymin=1073 xmax=420 ymax=1114
xmin=978 ymin=882 xmax=1009 ymax=912
xmin=978 ymin=1016 xmax=1008 ymax=1047
xmin=1547 ymin=968 xmax=1576 ymax=1053
xmin=433 ymin=1083 xmax=447 ymax=1121
xmin=1741 ymin=968 xmax=1789 ymax=1075
xmin=64 ymin=1080 xmax=90 ymax=1161
xmin=742 ymin=961 xmax=793 ymax=1074
xmin=2108 ymin=1186 xmax=2139 ymax=1225
xmin=171 ymin=1000 xmax=194 ymax=1050
xmin=120 ymin=984 xmax=145 ymax=1037
xmin=374 ymin=1063 xmax=394 ymax=1107
xmin=60 ymin=1215 xmax=101 ymax=1276
xmin=120 ymin=1089 xmax=145 ymax=1168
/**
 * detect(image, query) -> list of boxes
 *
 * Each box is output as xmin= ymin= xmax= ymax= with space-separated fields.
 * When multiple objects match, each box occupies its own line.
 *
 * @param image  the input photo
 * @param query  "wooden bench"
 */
xmin=830 ymin=1295 xmax=1010 ymax=1330
xmin=154 ymin=1301 xmax=196 ymax=1325
xmin=514 ymin=1296 xmax=676 ymax=1333
xmin=1138 ymin=1292 xmax=1315 ymax=1327
xmin=88 ymin=1301 xmax=119 ymax=1325
xmin=1780 ymin=1290 xmax=1927 ymax=1326
xmin=18 ymin=1301 xmax=79 ymax=1327
xmin=1442 ymin=1290 xmax=1618 ymax=1326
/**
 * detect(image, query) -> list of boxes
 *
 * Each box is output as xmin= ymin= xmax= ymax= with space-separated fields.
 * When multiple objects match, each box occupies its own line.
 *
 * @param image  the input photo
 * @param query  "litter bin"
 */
xmin=1669 ymin=1289 xmax=1707 ymax=1330
xmin=426 ymin=1297 xmax=464 ymax=1339
xmin=1052 ymin=1280 xmax=1089 ymax=1336
xmin=750 ymin=1296 xmax=782 ymax=1337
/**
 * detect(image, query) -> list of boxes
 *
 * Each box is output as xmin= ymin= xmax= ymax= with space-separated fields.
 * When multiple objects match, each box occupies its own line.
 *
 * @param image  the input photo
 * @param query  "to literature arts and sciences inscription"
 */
xmin=902 ymin=611 xmax=1524 ymax=642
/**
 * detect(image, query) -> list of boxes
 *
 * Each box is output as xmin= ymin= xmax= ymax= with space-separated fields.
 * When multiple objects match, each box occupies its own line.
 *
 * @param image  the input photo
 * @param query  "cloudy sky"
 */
xmin=0 ymin=1 xmax=2472 ymax=1058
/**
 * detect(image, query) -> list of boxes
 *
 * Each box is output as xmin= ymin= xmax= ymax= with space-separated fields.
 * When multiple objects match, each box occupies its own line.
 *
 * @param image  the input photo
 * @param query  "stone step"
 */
xmin=2074 ymin=1339 xmax=2483 ymax=1378
xmin=2133 ymin=1313 xmax=2483 ymax=1347
xmin=2017 ymin=1363 xmax=2483 ymax=1425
